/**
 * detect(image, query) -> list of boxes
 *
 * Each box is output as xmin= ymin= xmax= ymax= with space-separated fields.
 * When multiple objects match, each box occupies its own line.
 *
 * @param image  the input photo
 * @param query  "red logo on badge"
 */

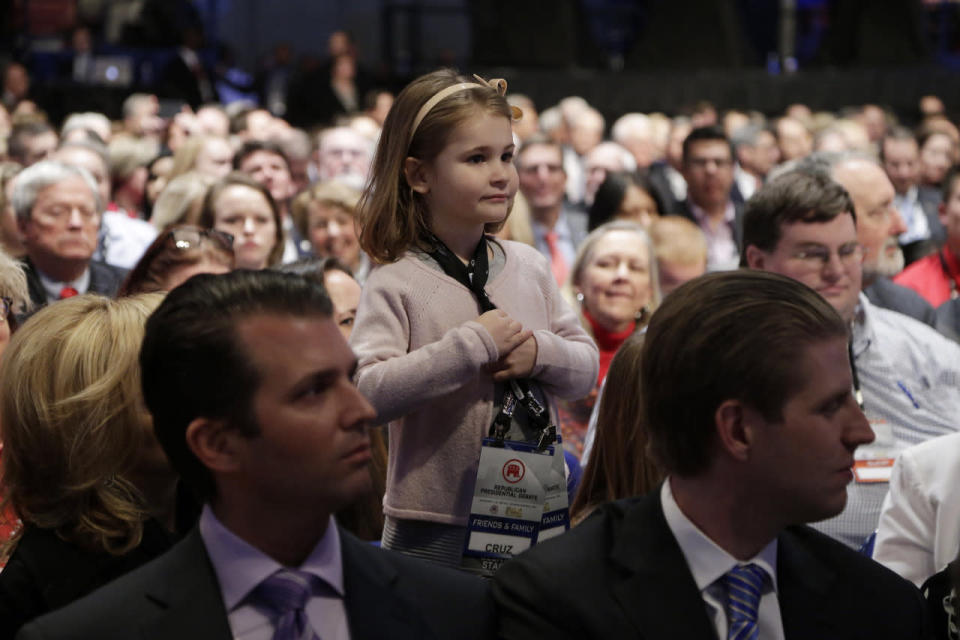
xmin=502 ymin=459 xmax=525 ymax=483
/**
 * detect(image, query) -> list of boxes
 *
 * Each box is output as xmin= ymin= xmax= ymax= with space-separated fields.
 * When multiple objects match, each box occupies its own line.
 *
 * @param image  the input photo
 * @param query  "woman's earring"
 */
xmin=576 ymin=292 xmax=584 ymax=303
xmin=636 ymin=305 xmax=649 ymax=323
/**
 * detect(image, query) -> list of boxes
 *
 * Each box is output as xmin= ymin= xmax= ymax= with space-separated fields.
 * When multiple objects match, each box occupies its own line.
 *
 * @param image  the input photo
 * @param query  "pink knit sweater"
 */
xmin=350 ymin=240 xmax=599 ymax=526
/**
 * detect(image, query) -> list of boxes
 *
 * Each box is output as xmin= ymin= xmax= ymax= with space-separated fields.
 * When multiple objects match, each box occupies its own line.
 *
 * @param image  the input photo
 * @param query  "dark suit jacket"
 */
xmin=17 ymin=526 xmax=494 ymax=640
xmin=0 ymin=523 xmax=174 ymax=640
xmin=865 ymin=277 xmax=938 ymax=328
xmin=21 ymin=258 xmax=128 ymax=311
xmin=902 ymin=187 xmax=946 ymax=266
xmin=493 ymin=491 xmax=930 ymax=639
xmin=157 ymin=53 xmax=218 ymax=110
xmin=564 ymin=203 xmax=590 ymax=251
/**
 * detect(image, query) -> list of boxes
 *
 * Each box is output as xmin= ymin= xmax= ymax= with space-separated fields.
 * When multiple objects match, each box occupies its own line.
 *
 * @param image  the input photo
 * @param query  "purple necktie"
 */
xmin=250 ymin=569 xmax=322 ymax=640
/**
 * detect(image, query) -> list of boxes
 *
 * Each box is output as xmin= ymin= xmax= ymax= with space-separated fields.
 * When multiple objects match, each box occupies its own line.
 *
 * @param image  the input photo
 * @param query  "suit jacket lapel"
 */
xmin=609 ymin=493 xmax=717 ymax=640
xmin=20 ymin=258 xmax=47 ymax=309
xmin=777 ymin=527 xmax=843 ymax=639
xmin=340 ymin=530 xmax=434 ymax=640
xmin=138 ymin=530 xmax=233 ymax=640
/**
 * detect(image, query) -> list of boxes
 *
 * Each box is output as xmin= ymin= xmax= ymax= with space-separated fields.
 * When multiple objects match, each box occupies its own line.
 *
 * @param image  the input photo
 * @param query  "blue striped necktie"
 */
xmin=723 ymin=563 xmax=768 ymax=640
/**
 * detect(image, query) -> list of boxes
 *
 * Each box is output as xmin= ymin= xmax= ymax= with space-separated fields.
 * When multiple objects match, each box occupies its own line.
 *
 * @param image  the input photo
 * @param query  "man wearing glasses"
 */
xmin=515 ymin=134 xmax=588 ymax=285
xmin=743 ymin=169 xmax=960 ymax=551
xmin=11 ymin=160 xmax=127 ymax=312
xmin=680 ymin=126 xmax=743 ymax=271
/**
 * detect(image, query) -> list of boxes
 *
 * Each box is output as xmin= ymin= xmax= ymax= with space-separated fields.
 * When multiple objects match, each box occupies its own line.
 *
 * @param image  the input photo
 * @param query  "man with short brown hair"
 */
xmin=494 ymin=270 xmax=927 ymax=639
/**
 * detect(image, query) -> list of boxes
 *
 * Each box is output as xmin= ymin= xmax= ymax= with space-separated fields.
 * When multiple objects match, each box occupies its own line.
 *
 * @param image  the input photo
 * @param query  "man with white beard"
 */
xmin=313 ymin=126 xmax=374 ymax=191
xmin=831 ymin=154 xmax=937 ymax=326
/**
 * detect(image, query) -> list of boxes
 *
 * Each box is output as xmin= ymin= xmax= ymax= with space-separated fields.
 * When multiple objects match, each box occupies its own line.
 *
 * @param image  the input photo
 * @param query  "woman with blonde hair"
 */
xmin=0 ymin=246 xmax=30 ymax=359
xmin=0 ymin=293 xmax=179 ymax=637
xmin=291 ymin=180 xmax=370 ymax=281
xmin=148 ymin=171 xmax=215 ymax=232
xmin=0 ymin=163 xmax=24 ymax=259
xmin=167 ymin=135 xmax=234 ymax=182
xmin=108 ymin=134 xmax=159 ymax=218
xmin=558 ymin=220 xmax=661 ymax=459
xmin=569 ymin=333 xmax=662 ymax=525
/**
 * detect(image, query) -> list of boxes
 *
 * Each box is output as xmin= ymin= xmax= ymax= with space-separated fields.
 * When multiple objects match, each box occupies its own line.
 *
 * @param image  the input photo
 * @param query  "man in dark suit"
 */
xmin=677 ymin=126 xmax=744 ymax=271
xmin=882 ymin=126 xmax=946 ymax=265
xmin=18 ymin=270 xmax=493 ymax=640
xmin=12 ymin=160 xmax=126 ymax=314
xmin=493 ymin=270 xmax=930 ymax=639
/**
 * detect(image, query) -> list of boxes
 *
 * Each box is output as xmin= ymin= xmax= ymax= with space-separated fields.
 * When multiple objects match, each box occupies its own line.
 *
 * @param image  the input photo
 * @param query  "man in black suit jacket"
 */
xmin=881 ymin=127 xmax=947 ymax=265
xmin=19 ymin=271 xmax=493 ymax=640
xmin=12 ymin=160 xmax=127 ymax=314
xmin=493 ymin=271 xmax=930 ymax=639
xmin=677 ymin=126 xmax=744 ymax=270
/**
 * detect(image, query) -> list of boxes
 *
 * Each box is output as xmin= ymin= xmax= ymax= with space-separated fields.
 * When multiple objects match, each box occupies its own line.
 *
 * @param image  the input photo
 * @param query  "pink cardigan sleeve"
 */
xmin=350 ymin=261 xmax=499 ymax=425
xmin=523 ymin=248 xmax=599 ymax=401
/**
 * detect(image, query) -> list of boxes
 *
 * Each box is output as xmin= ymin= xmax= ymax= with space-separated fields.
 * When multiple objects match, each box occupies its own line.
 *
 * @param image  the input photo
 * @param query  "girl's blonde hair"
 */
xmin=358 ymin=68 xmax=514 ymax=263
xmin=0 ymin=293 xmax=164 ymax=557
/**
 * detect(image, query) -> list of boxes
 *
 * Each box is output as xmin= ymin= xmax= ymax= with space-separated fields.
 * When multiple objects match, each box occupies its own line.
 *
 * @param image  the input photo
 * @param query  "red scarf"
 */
xmin=583 ymin=307 xmax=636 ymax=386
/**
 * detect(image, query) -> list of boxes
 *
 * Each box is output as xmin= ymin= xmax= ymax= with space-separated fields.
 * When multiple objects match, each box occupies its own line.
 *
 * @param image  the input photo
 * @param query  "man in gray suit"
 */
xmin=12 ymin=161 xmax=127 ymax=315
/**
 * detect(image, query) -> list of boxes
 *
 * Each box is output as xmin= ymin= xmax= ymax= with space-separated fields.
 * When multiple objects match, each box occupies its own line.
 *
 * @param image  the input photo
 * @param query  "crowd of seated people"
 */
xmin=2 ymin=42 xmax=960 ymax=638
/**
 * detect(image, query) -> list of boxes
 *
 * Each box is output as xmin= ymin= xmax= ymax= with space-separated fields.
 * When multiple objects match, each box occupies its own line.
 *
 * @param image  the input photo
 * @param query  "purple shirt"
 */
xmin=199 ymin=505 xmax=350 ymax=640
xmin=689 ymin=200 xmax=739 ymax=272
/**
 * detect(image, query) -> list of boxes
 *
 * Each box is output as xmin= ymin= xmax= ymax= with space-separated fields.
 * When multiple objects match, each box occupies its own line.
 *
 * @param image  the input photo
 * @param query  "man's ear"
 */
xmin=714 ymin=399 xmax=754 ymax=463
xmin=743 ymin=245 xmax=766 ymax=270
xmin=403 ymin=157 xmax=430 ymax=195
xmin=185 ymin=417 xmax=243 ymax=474
xmin=16 ymin=215 xmax=29 ymax=238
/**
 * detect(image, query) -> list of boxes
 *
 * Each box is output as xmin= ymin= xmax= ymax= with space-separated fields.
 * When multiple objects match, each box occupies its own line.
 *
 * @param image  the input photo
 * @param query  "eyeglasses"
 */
xmin=790 ymin=242 xmax=864 ymax=269
xmin=0 ymin=297 xmax=11 ymax=322
xmin=166 ymin=227 xmax=234 ymax=252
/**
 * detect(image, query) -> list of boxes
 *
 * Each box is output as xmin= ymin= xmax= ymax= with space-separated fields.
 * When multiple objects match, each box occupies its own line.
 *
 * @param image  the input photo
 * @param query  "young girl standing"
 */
xmin=350 ymin=69 xmax=598 ymax=569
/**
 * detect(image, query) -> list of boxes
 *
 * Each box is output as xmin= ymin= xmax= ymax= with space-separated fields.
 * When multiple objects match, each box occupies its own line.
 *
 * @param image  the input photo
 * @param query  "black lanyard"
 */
xmin=427 ymin=234 xmax=556 ymax=448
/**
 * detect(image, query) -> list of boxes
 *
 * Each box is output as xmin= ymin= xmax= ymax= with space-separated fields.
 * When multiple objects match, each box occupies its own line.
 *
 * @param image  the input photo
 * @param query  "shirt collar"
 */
xmin=198 ymin=505 xmax=344 ymax=613
xmin=36 ymin=265 xmax=91 ymax=303
xmin=532 ymin=209 xmax=572 ymax=242
xmin=688 ymin=200 xmax=736 ymax=227
xmin=661 ymin=479 xmax=779 ymax=594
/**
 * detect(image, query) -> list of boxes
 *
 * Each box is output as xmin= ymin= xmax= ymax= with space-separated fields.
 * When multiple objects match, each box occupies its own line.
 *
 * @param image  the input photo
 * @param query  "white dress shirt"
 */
xmin=37 ymin=267 xmax=90 ymax=303
xmin=661 ymin=480 xmax=786 ymax=640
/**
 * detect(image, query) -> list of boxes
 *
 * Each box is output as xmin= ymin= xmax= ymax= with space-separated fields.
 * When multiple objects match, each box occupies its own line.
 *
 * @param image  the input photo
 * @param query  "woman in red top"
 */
xmin=559 ymin=220 xmax=661 ymax=459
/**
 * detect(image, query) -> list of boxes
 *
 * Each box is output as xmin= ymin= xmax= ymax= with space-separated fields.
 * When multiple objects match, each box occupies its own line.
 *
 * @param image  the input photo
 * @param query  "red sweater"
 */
xmin=583 ymin=308 xmax=636 ymax=386
xmin=894 ymin=249 xmax=960 ymax=307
